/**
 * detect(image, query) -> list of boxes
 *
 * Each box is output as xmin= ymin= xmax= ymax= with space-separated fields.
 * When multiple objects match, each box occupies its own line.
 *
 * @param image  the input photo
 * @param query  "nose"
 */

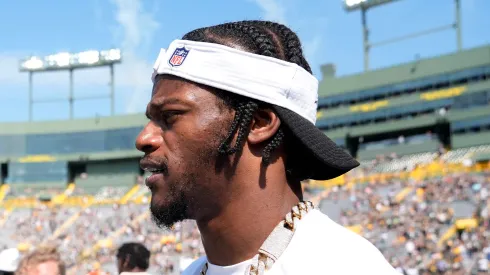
xmin=135 ymin=122 xmax=163 ymax=154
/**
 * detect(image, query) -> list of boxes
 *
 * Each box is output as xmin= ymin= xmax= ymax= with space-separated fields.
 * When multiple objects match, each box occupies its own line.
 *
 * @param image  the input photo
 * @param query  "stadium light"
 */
xmin=343 ymin=0 xmax=462 ymax=72
xmin=19 ymin=49 xmax=122 ymax=121
xmin=343 ymin=0 xmax=399 ymax=12
xmin=19 ymin=49 xmax=121 ymax=72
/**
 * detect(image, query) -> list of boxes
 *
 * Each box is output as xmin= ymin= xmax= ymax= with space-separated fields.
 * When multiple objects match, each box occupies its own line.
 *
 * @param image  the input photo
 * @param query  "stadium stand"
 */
xmin=1 ymin=45 xmax=490 ymax=274
xmin=318 ymin=45 xmax=490 ymax=162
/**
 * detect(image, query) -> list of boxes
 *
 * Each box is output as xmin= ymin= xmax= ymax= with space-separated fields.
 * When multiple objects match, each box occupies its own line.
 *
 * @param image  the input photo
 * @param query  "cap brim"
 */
xmin=273 ymin=106 xmax=359 ymax=180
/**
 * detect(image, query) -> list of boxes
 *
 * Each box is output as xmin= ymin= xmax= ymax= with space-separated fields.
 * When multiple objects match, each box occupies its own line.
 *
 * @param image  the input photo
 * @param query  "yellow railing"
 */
xmin=420 ymin=86 xmax=466 ymax=101
xmin=0 ymin=207 xmax=13 ymax=227
xmin=1 ymin=158 xmax=487 ymax=209
xmin=349 ymin=100 xmax=389 ymax=113
xmin=119 ymin=185 xmax=140 ymax=204
xmin=51 ymin=183 xmax=76 ymax=205
xmin=346 ymin=224 xmax=363 ymax=235
xmin=1 ymin=197 xmax=39 ymax=209
xmin=0 ymin=184 xmax=9 ymax=203
xmin=345 ymin=160 xmax=489 ymax=186
xmin=131 ymin=194 xmax=150 ymax=204
xmin=394 ymin=187 xmax=413 ymax=203
xmin=81 ymin=211 xmax=150 ymax=262
xmin=48 ymin=205 xmax=91 ymax=242
xmin=291 ymin=158 xmax=490 ymax=189
xmin=438 ymin=218 xmax=479 ymax=247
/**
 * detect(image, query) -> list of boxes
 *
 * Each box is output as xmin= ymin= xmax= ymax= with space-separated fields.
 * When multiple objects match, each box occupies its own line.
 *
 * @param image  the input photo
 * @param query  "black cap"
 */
xmin=272 ymin=105 xmax=360 ymax=180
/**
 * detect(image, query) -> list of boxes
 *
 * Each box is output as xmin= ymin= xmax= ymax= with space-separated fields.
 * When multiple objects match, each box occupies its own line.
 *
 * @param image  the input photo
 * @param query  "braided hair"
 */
xmin=182 ymin=21 xmax=312 ymax=171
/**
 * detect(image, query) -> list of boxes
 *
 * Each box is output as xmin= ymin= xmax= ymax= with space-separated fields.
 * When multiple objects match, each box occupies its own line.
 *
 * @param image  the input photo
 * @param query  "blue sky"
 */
xmin=0 ymin=0 xmax=488 ymax=122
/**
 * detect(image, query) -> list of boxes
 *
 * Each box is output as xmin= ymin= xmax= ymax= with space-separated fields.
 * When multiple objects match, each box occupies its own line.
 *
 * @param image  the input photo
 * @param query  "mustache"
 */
xmin=140 ymin=155 xmax=169 ymax=175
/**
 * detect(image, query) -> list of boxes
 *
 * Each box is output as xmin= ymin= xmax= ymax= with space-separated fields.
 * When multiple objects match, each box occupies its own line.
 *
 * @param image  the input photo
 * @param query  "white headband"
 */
xmin=152 ymin=40 xmax=319 ymax=124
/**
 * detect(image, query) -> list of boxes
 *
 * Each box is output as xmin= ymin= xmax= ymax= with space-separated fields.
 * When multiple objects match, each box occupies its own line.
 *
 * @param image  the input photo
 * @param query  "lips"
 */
xmin=145 ymin=172 xmax=164 ymax=189
xmin=140 ymin=157 xmax=168 ymax=190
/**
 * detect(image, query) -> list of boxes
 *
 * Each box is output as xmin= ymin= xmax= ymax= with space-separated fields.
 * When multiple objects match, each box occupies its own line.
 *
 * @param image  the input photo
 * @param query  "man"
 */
xmin=116 ymin=242 xmax=151 ymax=275
xmin=137 ymin=20 xmax=399 ymax=274
xmin=15 ymin=246 xmax=65 ymax=275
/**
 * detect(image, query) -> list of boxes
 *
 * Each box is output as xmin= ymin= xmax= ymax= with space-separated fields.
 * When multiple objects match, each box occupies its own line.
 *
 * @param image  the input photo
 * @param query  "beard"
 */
xmin=150 ymin=193 xmax=186 ymax=229
xmin=149 ymin=172 xmax=195 ymax=230
xmin=149 ymin=130 xmax=230 ymax=230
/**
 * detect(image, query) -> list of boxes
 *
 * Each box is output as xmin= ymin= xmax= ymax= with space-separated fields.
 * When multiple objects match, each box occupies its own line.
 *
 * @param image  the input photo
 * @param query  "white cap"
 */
xmin=0 ymin=248 xmax=20 ymax=272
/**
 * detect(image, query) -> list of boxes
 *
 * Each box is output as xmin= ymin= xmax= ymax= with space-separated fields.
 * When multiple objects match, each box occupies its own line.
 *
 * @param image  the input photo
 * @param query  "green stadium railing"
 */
xmin=452 ymin=132 xmax=490 ymax=149
xmin=357 ymin=140 xmax=440 ymax=160
xmin=317 ymin=79 xmax=490 ymax=119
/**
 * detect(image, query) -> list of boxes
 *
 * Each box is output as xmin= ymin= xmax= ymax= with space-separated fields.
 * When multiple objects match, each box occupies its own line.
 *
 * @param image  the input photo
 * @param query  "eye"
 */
xmin=161 ymin=111 xmax=183 ymax=125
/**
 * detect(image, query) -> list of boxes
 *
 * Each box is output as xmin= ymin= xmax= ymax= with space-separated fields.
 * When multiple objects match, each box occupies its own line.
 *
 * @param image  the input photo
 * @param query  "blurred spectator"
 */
xmin=116 ymin=242 xmax=151 ymax=275
xmin=16 ymin=246 xmax=65 ymax=275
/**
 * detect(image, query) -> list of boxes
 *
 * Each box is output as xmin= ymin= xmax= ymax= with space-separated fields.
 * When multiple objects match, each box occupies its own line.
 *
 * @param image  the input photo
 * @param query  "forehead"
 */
xmin=151 ymin=75 xmax=218 ymax=105
xmin=31 ymin=261 xmax=59 ymax=275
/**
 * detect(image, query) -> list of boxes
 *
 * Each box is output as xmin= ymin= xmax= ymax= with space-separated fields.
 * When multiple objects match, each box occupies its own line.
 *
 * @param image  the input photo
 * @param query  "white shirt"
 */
xmin=206 ymin=259 xmax=254 ymax=275
xmin=183 ymin=209 xmax=399 ymax=274
xmin=478 ymin=258 xmax=488 ymax=271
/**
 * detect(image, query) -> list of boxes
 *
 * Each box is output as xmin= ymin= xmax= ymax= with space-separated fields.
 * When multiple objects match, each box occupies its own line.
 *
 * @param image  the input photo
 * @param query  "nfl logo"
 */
xmin=168 ymin=47 xmax=189 ymax=67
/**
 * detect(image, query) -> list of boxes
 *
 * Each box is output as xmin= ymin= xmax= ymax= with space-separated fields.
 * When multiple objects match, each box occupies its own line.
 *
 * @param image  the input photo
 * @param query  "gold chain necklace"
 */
xmin=200 ymin=201 xmax=314 ymax=275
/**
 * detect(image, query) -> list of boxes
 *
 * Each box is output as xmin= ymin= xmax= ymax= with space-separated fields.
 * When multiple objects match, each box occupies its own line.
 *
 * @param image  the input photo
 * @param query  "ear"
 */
xmin=247 ymin=108 xmax=281 ymax=145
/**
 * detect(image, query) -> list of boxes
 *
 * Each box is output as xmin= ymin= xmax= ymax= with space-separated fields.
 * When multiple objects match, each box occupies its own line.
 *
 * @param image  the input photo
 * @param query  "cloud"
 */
xmin=303 ymin=35 xmax=322 ymax=63
xmin=112 ymin=0 xmax=159 ymax=54
xmin=250 ymin=0 xmax=287 ymax=24
xmin=110 ymin=0 xmax=160 ymax=114
xmin=249 ymin=0 xmax=327 ymax=76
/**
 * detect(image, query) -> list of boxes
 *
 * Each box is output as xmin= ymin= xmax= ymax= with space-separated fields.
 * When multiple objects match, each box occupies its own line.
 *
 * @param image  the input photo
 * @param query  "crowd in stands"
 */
xmin=1 ymin=149 xmax=490 ymax=274
xmin=321 ymin=171 xmax=490 ymax=274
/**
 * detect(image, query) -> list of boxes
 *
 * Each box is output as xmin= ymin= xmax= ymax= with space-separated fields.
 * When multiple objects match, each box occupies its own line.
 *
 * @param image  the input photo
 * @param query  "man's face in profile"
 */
xmin=137 ymin=75 xmax=234 ymax=228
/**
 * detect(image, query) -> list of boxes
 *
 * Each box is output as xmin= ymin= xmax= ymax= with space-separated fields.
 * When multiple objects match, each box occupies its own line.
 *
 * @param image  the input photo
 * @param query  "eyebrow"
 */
xmin=146 ymin=98 xmax=190 ymax=119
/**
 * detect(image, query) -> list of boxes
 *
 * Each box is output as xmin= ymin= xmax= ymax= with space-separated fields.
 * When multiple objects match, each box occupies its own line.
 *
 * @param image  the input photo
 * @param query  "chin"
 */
xmin=150 ymin=194 xmax=188 ymax=229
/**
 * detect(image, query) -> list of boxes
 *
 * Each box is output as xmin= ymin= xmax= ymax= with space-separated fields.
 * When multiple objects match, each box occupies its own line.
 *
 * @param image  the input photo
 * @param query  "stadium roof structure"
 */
xmin=318 ymin=45 xmax=490 ymax=97
xmin=0 ymin=115 xmax=147 ymax=163
xmin=0 ymin=114 xmax=147 ymax=135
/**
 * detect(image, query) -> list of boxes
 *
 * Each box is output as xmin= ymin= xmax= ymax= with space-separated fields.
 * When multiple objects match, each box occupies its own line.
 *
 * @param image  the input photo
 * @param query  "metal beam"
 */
xmin=369 ymin=24 xmax=454 ymax=48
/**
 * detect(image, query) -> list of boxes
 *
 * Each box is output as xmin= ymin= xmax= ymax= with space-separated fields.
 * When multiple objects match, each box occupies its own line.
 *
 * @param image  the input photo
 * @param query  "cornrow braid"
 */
xmin=217 ymin=101 xmax=255 ymax=155
xmin=182 ymin=28 xmax=207 ymax=42
xmin=244 ymin=21 xmax=312 ymax=73
xmin=225 ymin=22 xmax=279 ymax=58
xmin=216 ymin=97 xmax=284 ymax=164
xmin=262 ymin=129 xmax=285 ymax=165
xmin=233 ymin=100 xmax=259 ymax=153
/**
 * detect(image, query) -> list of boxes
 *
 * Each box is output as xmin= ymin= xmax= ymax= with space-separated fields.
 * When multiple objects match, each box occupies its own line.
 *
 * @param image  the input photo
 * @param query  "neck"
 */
xmin=197 ymin=164 xmax=301 ymax=266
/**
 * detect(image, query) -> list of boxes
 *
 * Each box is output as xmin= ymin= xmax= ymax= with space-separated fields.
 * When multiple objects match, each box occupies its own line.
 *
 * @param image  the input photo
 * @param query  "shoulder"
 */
xmin=181 ymin=256 xmax=207 ymax=275
xmin=276 ymin=209 xmax=399 ymax=274
xmin=303 ymin=210 xmax=382 ymax=253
